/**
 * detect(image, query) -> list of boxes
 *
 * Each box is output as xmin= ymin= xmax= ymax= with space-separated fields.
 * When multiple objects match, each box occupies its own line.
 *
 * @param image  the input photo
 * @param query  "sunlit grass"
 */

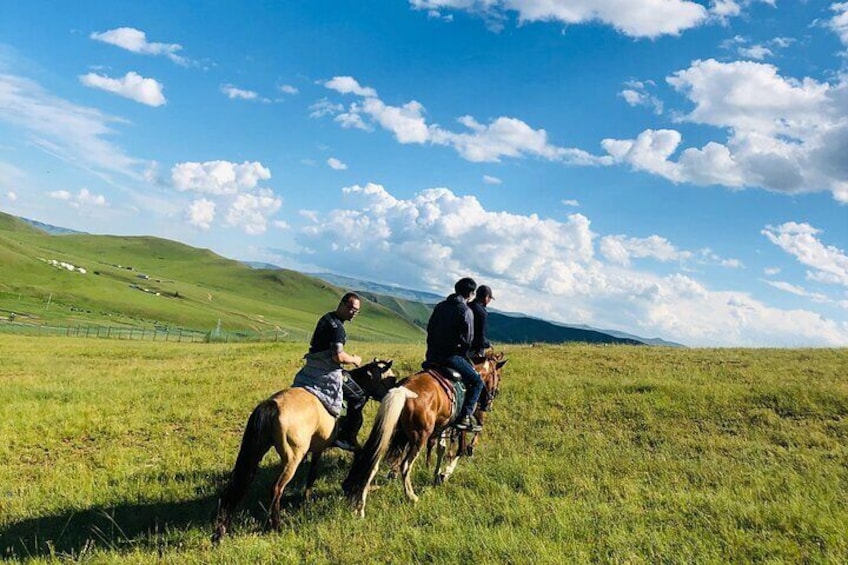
xmin=1 ymin=336 xmax=846 ymax=563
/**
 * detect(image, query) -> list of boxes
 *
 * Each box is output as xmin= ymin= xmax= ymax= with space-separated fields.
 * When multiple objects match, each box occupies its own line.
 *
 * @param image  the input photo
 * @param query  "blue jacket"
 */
xmin=425 ymin=293 xmax=474 ymax=362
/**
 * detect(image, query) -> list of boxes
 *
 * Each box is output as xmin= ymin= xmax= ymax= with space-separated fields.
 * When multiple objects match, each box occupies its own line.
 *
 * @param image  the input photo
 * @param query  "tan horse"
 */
xmin=343 ymin=352 xmax=507 ymax=517
xmin=212 ymin=359 xmax=395 ymax=541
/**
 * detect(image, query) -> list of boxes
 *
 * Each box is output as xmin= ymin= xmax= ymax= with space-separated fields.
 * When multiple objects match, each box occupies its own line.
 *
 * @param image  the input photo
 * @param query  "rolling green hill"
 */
xmin=0 ymin=211 xmax=424 ymax=343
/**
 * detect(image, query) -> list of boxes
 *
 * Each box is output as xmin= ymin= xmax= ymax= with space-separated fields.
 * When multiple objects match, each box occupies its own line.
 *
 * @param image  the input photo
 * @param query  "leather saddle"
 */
xmin=421 ymin=361 xmax=462 ymax=382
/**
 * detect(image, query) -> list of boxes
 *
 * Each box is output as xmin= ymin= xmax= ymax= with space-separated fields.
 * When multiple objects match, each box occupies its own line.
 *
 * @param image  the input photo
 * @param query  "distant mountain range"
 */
xmin=18 ymin=216 xmax=83 ymax=235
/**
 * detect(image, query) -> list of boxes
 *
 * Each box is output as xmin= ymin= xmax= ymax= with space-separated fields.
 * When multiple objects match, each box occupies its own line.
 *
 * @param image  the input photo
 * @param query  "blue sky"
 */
xmin=1 ymin=0 xmax=847 ymax=346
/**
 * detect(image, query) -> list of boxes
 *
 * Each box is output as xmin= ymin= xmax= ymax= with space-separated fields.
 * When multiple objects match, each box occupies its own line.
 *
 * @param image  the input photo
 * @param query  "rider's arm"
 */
xmin=331 ymin=343 xmax=362 ymax=367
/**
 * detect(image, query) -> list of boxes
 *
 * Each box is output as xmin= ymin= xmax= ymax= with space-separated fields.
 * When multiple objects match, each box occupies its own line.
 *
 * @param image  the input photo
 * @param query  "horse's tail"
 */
xmin=344 ymin=386 xmax=417 ymax=512
xmin=212 ymin=398 xmax=279 ymax=543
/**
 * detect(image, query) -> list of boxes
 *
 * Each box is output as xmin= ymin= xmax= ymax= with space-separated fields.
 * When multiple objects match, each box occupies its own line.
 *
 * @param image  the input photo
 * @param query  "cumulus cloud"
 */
xmin=172 ymin=160 xmax=282 ymax=233
xmin=602 ymin=59 xmax=848 ymax=201
xmin=483 ymin=175 xmax=502 ymax=184
xmin=407 ymin=0 xmax=769 ymax=38
xmin=279 ymin=85 xmax=299 ymax=95
xmin=171 ymin=160 xmax=271 ymax=195
xmin=48 ymin=188 xmax=107 ymax=207
xmin=562 ymin=199 xmax=580 ymax=207
xmin=830 ymin=2 xmax=848 ymax=47
xmin=291 ymin=183 xmax=848 ymax=346
xmin=6 ymin=191 xmax=16 ymax=201
xmin=90 ymin=27 xmax=188 ymax=65
xmin=600 ymin=234 xmax=692 ymax=266
xmin=225 ymin=189 xmax=282 ymax=235
xmin=80 ymin=72 xmax=166 ymax=107
xmin=0 ymin=75 xmax=141 ymax=182
xmin=762 ymin=222 xmax=848 ymax=287
xmin=185 ymin=198 xmax=215 ymax=230
xmin=318 ymin=75 xmax=608 ymax=164
xmin=327 ymin=157 xmax=348 ymax=170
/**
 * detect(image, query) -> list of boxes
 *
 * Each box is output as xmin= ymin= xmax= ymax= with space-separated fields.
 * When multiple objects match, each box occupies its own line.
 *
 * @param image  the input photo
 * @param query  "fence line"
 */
xmin=0 ymin=322 xmax=308 ymax=344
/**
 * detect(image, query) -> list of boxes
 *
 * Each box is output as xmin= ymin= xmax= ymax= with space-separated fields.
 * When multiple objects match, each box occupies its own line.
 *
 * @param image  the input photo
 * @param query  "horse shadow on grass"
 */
xmin=0 ymin=454 xmax=354 ymax=560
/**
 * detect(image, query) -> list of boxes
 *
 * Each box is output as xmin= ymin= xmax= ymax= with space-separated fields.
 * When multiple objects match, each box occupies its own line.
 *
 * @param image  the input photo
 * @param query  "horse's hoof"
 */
xmin=434 ymin=474 xmax=445 ymax=486
xmin=465 ymin=445 xmax=475 ymax=457
xmin=211 ymin=525 xmax=226 ymax=545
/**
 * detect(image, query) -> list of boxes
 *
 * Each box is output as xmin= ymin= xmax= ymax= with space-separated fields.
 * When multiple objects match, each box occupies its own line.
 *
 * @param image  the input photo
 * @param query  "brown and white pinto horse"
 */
xmin=343 ymin=352 xmax=507 ymax=517
xmin=212 ymin=359 xmax=395 ymax=542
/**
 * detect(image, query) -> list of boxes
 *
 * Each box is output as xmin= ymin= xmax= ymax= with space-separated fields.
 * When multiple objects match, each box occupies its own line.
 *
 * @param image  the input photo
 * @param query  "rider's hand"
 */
xmin=350 ymin=355 xmax=362 ymax=367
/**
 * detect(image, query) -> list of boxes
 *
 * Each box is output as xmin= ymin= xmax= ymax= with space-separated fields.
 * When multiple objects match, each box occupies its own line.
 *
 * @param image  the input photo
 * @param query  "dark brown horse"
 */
xmin=212 ymin=359 xmax=395 ymax=542
xmin=343 ymin=352 xmax=507 ymax=517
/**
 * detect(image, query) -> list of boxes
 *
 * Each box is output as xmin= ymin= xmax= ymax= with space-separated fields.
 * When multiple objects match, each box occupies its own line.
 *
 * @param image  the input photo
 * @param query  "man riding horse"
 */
xmin=292 ymin=292 xmax=365 ymax=451
xmin=425 ymin=277 xmax=485 ymax=432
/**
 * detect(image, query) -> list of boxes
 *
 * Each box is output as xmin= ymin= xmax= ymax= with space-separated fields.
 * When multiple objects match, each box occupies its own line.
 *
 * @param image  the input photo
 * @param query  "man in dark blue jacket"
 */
xmin=469 ymin=284 xmax=494 ymax=359
xmin=425 ymin=277 xmax=485 ymax=432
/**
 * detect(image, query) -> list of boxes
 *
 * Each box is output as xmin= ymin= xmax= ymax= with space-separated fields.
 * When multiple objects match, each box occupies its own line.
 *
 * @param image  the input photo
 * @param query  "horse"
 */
xmin=343 ymin=351 xmax=507 ymax=517
xmin=212 ymin=358 xmax=395 ymax=542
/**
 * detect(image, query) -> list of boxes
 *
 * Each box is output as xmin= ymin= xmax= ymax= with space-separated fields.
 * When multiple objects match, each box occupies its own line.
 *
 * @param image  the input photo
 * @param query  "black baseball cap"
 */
xmin=476 ymin=285 xmax=494 ymax=300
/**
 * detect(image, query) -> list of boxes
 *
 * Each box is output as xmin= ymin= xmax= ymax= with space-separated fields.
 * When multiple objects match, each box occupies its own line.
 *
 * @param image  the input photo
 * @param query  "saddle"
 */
xmin=421 ymin=362 xmax=461 ymax=381
xmin=421 ymin=362 xmax=465 ymax=424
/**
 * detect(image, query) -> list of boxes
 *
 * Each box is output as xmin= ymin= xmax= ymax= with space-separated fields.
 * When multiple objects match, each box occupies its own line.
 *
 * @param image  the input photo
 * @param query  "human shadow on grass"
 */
xmin=1 ymin=454 xmax=353 ymax=560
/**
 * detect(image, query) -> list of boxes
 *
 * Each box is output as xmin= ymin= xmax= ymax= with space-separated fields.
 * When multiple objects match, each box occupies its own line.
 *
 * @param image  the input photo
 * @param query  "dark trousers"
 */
xmin=442 ymin=355 xmax=484 ymax=418
xmin=337 ymin=375 xmax=367 ymax=442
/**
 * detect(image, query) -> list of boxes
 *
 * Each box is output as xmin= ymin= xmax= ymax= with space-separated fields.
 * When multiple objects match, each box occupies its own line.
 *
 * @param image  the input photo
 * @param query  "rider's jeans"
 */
xmin=442 ymin=355 xmax=484 ymax=418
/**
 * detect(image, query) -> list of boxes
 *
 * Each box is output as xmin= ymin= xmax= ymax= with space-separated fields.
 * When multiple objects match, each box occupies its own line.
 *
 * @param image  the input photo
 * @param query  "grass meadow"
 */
xmin=1 ymin=335 xmax=846 ymax=564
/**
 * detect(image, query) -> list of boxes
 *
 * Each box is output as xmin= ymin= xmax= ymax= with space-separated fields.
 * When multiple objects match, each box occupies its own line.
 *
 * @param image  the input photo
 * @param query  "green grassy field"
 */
xmin=1 ymin=335 xmax=846 ymax=564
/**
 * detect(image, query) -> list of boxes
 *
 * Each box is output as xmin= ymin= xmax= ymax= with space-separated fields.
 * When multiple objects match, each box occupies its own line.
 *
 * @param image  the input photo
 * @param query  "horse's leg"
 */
xmin=433 ymin=431 xmax=448 ymax=485
xmin=269 ymin=443 xmax=306 ymax=531
xmin=303 ymin=450 xmax=322 ymax=501
xmin=439 ymin=435 xmax=463 ymax=484
xmin=400 ymin=431 xmax=428 ymax=503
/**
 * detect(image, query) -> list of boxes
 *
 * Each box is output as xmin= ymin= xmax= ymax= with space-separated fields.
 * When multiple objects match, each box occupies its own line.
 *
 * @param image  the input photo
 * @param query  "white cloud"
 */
xmin=763 ymin=279 xmax=833 ymax=304
xmin=80 ymin=72 xmax=166 ymax=107
xmin=171 ymin=160 xmax=271 ymax=195
xmin=291 ymin=182 xmax=848 ymax=346
xmin=327 ymin=157 xmax=348 ymax=170
xmin=48 ymin=188 xmax=107 ymax=208
xmin=320 ymin=76 xmax=608 ymax=164
xmin=620 ymin=80 xmax=664 ymax=114
xmin=762 ymin=222 xmax=848 ymax=287
xmin=0 ymin=74 xmax=142 ymax=180
xmin=738 ymin=44 xmax=773 ymax=60
xmin=483 ymin=175 xmax=502 ymax=184
xmin=279 ymin=85 xmax=299 ymax=95
xmin=600 ymin=234 xmax=692 ymax=266
xmin=764 ymin=267 xmax=781 ymax=276
xmin=6 ymin=191 xmax=16 ymax=201
xmin=410 ymin=0 xmax=713 ymax=38
xmin=830 ymin=2 xmax=848 ymax=47
xmin=90 ymin=27 xmax=187 ymax=65
xmin=186 ymin=198 xmax=215 ymax=230
xmin=324 ymin=76 xmax=378 ymax=97
xmin=603 ymin=59 xmax=848 ymax=201
xmin=309 ymin=98 xmax=344 ymax=118
xmin=49 ymin=190 xmax=71 ymax=200
xmin=221 ymin=84 xmax=260 ymax=101
xmin=225 ymin=189 xmax=282 ymax=235
xmin=562 ymin=199 xmax=579 ymax=207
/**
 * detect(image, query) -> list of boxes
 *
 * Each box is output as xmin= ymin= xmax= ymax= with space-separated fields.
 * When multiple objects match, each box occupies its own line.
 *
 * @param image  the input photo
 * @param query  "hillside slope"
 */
xmin=0 ymin=211 xmax=423 ymax=342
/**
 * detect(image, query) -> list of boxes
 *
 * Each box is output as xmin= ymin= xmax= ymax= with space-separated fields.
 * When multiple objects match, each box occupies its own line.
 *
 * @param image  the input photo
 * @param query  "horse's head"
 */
xmin=348 ymin=358 xmax=397 ymax=400
xmin=474 ymin=350 xmax=508 ymax=404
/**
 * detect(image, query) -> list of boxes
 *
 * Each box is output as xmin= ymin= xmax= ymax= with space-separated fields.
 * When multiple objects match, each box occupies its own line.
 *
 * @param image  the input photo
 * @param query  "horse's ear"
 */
xmin=373 ymin=357 xmax=378 ymax=363
xmin=496 ymin=359 xmax=508 ymax=370
xmin=384 ymin=359 xmax=393 ymax=369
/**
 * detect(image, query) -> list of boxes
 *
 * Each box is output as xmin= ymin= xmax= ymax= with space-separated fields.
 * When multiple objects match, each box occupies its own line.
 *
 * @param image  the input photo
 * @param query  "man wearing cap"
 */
xmin=469 ymin=285 xmax=494 ymax=359
xmin=425 ymin=277 xmax=485 ymax=432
